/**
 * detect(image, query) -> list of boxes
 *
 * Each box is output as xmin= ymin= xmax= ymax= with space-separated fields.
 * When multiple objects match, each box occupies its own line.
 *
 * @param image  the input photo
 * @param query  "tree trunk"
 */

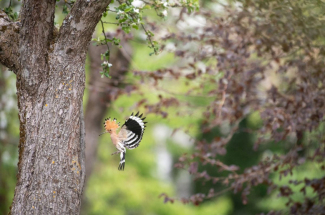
xmin=0 ymin=0 xmax=111 ymax=214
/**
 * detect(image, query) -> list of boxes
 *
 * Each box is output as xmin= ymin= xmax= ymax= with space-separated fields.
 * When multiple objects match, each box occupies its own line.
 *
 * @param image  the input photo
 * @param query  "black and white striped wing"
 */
xmin=121 ymin=112 xmax=147 ymax=149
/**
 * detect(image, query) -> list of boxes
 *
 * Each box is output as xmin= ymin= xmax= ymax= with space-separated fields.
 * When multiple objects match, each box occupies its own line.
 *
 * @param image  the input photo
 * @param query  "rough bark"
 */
xmin=0 ymin=0 xmax=112 ymax=214
xmin=85 ymin=38 xmax=132 ymax=181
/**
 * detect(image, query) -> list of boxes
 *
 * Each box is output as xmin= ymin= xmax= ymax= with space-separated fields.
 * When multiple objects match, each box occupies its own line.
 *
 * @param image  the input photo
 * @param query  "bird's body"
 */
xmin=102 ymin=112 xmax=147 ymax=170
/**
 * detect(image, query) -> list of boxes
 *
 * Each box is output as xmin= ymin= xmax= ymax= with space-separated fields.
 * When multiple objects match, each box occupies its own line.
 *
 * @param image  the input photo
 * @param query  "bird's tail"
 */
xmin=118 ymin=152 xmax=126 ymax=171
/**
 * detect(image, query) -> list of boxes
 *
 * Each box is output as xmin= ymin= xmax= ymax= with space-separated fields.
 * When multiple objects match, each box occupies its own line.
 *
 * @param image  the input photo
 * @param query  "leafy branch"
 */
xmin=99 ymin=19 xmax=112 ymax=78
xmin=96 ymin=0 xmax=200 ymax=77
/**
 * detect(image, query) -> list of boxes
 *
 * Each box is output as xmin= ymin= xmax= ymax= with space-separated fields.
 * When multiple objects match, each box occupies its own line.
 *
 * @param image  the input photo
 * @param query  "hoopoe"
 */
xmin=101 ymin=112 xmax=147 ymax=170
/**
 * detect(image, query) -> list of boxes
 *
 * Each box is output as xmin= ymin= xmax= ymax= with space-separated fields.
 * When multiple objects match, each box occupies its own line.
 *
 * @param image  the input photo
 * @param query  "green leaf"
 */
xmin=63 ymin=5 xmax=69 ymax=14
xmin=125 ymin=7 xmax=133 ymax=12
xmin=118 ymin=3 xmax=127 ymax=9
xmin=143 ymin=5 xmax=151 ymax=10
xmin=104 ymin=72 xmax=110 ymax=78
xmin=104 ymin=50 xmax=110 ymax=57
xmin=132 ymin=25 xmax=139 ymax=30
xmin=147 ymin=30 xmax=155 ymax=37
xmin=119 ymin=17 xmax=128 ymax=23
xmin=122 ymin=26 xmax=131 ymax=33
xmin=4 ymin=7 xmax=20 ymax=21
xmin=13 ymin=12 xmax=18 ymax=20
xmin=113 ymin=38 xmax=120 ymax=46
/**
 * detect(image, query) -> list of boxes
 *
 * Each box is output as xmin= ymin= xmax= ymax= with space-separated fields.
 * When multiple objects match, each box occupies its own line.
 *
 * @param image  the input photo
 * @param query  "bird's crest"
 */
xmin=104 ymin=117 xmax=120 ymax=131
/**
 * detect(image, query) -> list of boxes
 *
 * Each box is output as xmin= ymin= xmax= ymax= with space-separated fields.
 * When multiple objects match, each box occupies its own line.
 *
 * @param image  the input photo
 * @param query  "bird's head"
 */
xmin=103 ymin=118 xmax=120 ymax=134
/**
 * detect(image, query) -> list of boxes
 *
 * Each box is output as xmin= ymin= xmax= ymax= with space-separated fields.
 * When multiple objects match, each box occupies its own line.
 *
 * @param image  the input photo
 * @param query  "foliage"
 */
xmin=3 ymin=6 xmax=18 ymax=21
xmin=2 ymin=0 xmax=19 ymax=21
xmin=92 ymin=0 xmax=199 ymax=77
xmin=111 ymin=0 xmax=325 ymax=214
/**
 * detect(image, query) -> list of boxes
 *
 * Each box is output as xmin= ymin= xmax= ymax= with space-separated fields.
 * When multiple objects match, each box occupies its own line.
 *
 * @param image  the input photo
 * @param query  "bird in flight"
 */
xmin=101 ymin=112 xmax=147 ymax=170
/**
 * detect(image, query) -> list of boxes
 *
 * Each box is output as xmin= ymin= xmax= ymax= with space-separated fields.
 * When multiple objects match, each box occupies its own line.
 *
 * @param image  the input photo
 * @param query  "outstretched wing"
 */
xmin=119 ymin=112 xmax=147 ymax=149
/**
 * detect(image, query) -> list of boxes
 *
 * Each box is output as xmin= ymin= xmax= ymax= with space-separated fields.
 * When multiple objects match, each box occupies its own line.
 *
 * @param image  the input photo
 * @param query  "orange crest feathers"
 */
xmin=104 ymin=118 xmax=120 ymax=131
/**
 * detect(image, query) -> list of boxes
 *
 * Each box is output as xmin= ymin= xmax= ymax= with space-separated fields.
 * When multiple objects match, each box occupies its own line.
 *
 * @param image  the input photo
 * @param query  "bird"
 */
xmin=101 ymin=112 xmax=147 ymax=171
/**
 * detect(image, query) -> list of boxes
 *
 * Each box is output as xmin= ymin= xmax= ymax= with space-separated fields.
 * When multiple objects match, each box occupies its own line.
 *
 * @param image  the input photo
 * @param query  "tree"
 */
xmin=0 ymin=0 xmax=112 ymax=213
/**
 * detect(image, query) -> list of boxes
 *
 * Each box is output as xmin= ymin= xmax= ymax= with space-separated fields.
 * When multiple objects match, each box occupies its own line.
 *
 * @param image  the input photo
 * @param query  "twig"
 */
xmin=207 ymin=187 xmax=232 ymax=199
xmin=140 ymin=22 xmax=158 ymax=54
xmin=103 ymin=21 xmax=120 ymax=25
xmin=100 ymin=19 xmax=111 ymax=53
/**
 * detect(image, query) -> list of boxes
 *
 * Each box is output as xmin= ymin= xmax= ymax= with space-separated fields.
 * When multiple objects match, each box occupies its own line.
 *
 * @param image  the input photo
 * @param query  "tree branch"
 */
xmin=19 ymin=0 xmax=56 ymax=93
xmin=0 ymin=10 xmax=19 ymax=73
xmin=55 ymin=0 xmax=112 ymax=56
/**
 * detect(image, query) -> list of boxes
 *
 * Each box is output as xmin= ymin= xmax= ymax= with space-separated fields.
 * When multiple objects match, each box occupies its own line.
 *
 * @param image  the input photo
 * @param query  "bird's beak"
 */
xmin=99 ymin=131 xmax=108 ymax=136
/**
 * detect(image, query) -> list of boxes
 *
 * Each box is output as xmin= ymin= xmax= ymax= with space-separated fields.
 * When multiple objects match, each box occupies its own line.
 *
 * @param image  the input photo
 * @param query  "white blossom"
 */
xmin=160 ymin=0 xmax=169 ymax=7
xmin=133 ymin=8 xmax=140 ymax=13
xmin=103 ymin=61 xmax=112 ymax=67
xmin=117 ymin=10 xmax=124 ymax=15
xmin=162 ymin=9 xmax=168 ymax=17
xmin=132 ymin=0 xmax=145 ymax=8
